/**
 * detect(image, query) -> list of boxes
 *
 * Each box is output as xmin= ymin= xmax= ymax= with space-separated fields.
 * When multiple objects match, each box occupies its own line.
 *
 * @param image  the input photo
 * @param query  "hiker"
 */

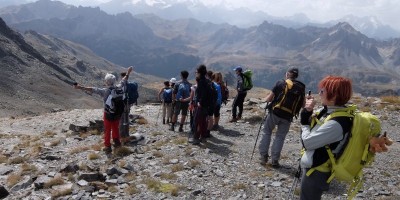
xmin=211 ymin=72 xmax=223 ymax=130
xmin=170 ymin=71 xmax=191 ymax=132
xmin=74 ymin=66 xmax=133 ymax=153
xmin=158 ymin=81 xmax=173 ymax=124
xmin=205 ymin=70 xmax=216 ymax=137
xmin=191 ymin=64 xmax=212 ymax=144
xmin=298 ymin=75 xmax=353 ymax=199
xmin=169 ymin=77 xmax=177 ymax=123
xmin=258 ymin=67 xmax=305 ymax=168
xmin=118 ymin=72 xmax=136 ymax=144
xmin=182 ymin=77 xmax=199 ymax=143
xmin=229 ymin=66 xmax=247 ymax=122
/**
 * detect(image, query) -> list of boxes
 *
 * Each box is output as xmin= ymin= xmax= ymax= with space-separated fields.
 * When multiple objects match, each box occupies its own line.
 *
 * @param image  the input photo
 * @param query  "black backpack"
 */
xmin=208 ymin=80 xmax=218 ymax=108
xmin=126 ymin=81 xmax=139 ymax=105
xmin=105 ymin=87 xmax=125 ymax=121
xmin=272 ymin=79 xmax=305 ymax=119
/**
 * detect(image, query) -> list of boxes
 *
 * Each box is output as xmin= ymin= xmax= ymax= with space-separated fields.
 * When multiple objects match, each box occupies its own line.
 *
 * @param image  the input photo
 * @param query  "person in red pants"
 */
xmin=74 ymin=66 xmax=133 ymax=153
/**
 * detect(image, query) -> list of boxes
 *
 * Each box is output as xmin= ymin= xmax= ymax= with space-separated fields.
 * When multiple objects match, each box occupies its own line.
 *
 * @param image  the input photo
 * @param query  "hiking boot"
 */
xmin=163 ymin=118 xmax=166 ymax=124
xmin=178 ymin=125 xmax=183 ymax=132
xmin=236 ymin=116 xmax=242 ymax=120
xmin=212 ymin=124 xmax=219 ymax=131
xmin=204 ymin=130 xmax=212 ymax=138
xmin=103 ymin=146 xmax=112 ymax=154
xmin=229 ymin=118 xmax=237 ymax=123
xmin=192 ymin=138 xmax=201 ymax=145
xmin=271 ymin=160 xmax=281 ymax=168
xmin=259 ymin=155 xmax=268 ymax=165
xmin=169 ymin=125 xmax=175 ymax=131
xmin=113 ymin=139 xmax=121 ymax=148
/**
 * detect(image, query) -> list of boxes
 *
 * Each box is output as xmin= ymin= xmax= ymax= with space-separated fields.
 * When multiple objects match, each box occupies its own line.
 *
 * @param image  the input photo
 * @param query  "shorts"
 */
xmin=213 ymin=104 xmax=221 ymax=117
xmin=174 ymin=101 xmax=189 ymax=116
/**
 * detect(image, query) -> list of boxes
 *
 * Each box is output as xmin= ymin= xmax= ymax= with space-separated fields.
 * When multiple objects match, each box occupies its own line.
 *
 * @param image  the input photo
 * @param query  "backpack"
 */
xmin=221 ymin=83 xmax=229 ymax=104
xmin=163 ymin=88 xmax=173 ymax=103
xmin=307 ymin=105 xmax=381 ymax=199
xmin=105 ymin=87 xmax=125 ymax=121
xmin=126 ymin=81 xmax=139 ymax=105
xmin=177 ymin=81 xmax=191 ymax=100
xmin=242 ymin=70 xmax=253 ymax=91
xmin=272 ymin=79 xmax=305 ymax=119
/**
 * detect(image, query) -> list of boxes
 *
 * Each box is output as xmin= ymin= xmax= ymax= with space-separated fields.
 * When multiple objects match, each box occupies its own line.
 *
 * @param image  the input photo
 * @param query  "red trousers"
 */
xmin=103 ymin=112 xmax=120 ymax=147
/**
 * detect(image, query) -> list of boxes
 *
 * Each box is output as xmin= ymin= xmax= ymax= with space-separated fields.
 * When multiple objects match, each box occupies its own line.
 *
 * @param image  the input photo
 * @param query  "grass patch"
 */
xmin=184 ymin=148 xmax=193 ymax=156
xmin=232 ymin=183 xmax=247 ymax=190
xmin=154 ymin=139 xmax=170 ymax=150
xmin=151 ymin=131 xmax=163 ymax=136
xmin=50 ymin=139 xmax=61 ymax=147
xmin=171 ymin=164 xmax=184 ymax=172
xmin=172 ymin=137 xmax=187 ymax=145
xmin=114 ymin=146 xmax=133 ymax=157
xmin=188 ymin=160 xmax=201 ymax=168
xmin=87 ymin=129 xmax=101 ymax=135
xmin=43 ymin=130 xmax=56 ymax=137
xmin=118 ymin=160 xmax=127 ymax=168
xmin=44 ymin=176 xmax=64 ymax=188
xmin=143 ymin=178 xmax=180 ymax=195
xmin=152 ymin=151 xmax=164 ymax=158
xmin=91 ymin=144 xmax=102 ymax=151
xmin=381 ymin=96 xmax=400 ymax=104
xmin=20 ymin=163 xmax=37 ymax=175
xmin=124 ymin=172 xmax=137 ymax=182
xmin=70 ymin=146 xmax=90 ymax=154
xmin=29 ymin=144 xmax=42 ymax=157
xmin=87 ymin=153 xmax=100 ymax=160
xmin=124 ymin=184 xmax=140 ymax=195
xmin=137 ymin=118 xmax=148 ymax=124
xmin=6 ymin=172 xmax=22 ymax=187
xmin=8 ymin=156 xmax=25 ymax=164
xmin=108 ymin=186 xmax=119 ymax=193
xmin=51 ymin=188 xmax=72 ymax=199
xmin=160 ymin=173 xmax=178 ymax=180
xmin=359 ymin=106 xmax=371 ymax=112
xmin=0 ymin=154 xmax=8 ymax=163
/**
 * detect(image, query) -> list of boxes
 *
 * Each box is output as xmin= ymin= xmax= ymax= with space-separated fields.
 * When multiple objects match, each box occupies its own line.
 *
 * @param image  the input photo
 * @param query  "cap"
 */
xmin=169 ymin=78 xmax=176 ymax=84
xmin=287 ymin=67 xmax=299 ymax=78
xmin=233 ymin=66 xmax=243 ymax=72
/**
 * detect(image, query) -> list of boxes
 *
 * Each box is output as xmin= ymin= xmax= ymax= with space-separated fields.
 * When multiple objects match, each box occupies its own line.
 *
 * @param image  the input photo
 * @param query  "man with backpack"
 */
xmin=74 ymin=66 xmax=133 ymax=153
xmin=258 ymin=67 xmax=305 ymax=168
xmin=158 ymin=81 xmax=173 ymax=124
xmin=170 ymin=71 xmax=191 ymax=132
xmin=229 ymin=66 xmax=248 ymax=122
xmin=119 ymin=72 xmax=138 ymax=144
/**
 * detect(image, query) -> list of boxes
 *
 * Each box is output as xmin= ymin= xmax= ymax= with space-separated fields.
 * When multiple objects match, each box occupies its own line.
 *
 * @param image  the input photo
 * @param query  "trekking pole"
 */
xmin=250 ymin=102 xmax=269 ymax=162
xmin=287 ymin=162 xmax=302 ymax=199
xmin=155 ymin=102 xmax=162 ymax=126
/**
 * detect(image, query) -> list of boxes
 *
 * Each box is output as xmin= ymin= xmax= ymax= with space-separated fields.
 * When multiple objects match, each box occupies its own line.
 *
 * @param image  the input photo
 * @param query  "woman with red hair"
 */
xmin=299 ymin=75 xmax=353 ymax=200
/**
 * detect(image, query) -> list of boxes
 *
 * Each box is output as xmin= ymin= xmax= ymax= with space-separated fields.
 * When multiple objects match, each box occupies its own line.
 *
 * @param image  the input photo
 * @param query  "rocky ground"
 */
xmin=0 ymin=96 xmax=399 ymax=200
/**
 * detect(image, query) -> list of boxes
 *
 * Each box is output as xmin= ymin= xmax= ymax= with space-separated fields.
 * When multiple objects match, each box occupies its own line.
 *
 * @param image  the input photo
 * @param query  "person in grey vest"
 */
xmin=258 ymin=67 xmax=305 ymax=168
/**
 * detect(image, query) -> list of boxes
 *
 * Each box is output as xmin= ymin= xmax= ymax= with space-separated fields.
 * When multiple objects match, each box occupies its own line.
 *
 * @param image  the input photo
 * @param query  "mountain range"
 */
xmin=1 ymin=0 xmax=400 ymax=97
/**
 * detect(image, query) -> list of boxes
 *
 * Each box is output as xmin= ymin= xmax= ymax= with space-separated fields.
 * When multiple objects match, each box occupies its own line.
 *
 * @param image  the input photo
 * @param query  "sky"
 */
xmin=24 ymin=0 xmax=400 ymax=30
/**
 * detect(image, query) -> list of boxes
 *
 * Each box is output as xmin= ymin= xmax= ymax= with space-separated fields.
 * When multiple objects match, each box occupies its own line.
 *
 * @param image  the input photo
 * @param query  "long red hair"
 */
xmin=319 ymin=76 xmax=352 ymax=106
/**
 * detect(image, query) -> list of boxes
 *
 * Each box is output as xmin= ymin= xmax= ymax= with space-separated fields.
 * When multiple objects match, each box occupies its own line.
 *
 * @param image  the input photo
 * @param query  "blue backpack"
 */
xmin=163 ymin=88 xmax=173 ymax=103
xmin=176 ymin=81 xmax=191 ymax=100
xmin=126 ymin=81 xmax=139 ymax=105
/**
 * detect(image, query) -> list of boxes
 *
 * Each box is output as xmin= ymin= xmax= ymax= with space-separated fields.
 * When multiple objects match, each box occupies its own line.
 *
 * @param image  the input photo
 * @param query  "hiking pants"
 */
xmin=162 ymin=102 xmax=172 ymax=120
xmin=258 ymin=112 xmax=291 ymax=161
xmin=232 ymin=92 xmax=247 ymax=118
xmin=194 ymin=107 xmax=207 ymax=139
xmin=300 ymin=168 xmax=330 ymax=200
xmin=119 ymin=105 xmax=131 ymax=138
xmin=104 ymin=112 xmax=120 ymax=147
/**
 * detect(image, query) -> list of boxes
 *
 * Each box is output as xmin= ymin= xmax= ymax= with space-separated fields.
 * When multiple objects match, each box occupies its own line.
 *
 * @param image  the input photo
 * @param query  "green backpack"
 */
xmin=242 ymin=70 xmax=253 ymax=91
xmin=307 ymin=105 xmax=381 ymax=199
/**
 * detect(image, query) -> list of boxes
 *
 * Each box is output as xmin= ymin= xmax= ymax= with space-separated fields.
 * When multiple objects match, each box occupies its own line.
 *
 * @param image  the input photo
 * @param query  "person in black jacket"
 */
xmin=229 ymin=66 xmax=247 ymax=122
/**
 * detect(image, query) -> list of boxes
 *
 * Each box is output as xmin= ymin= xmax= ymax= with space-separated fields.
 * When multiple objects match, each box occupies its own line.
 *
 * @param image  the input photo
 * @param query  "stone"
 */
xmin=34 ymin=175 xmax=52 ymax=190
xmin=0 ymin=166 xmax=13 ymax=175
xmin=11 ymin=176 xmax=34 ymax=191
xmin=0 ymin=186 xmax=9 ymax=199
xmin=78 ymin=172 xmax=105 ymax=182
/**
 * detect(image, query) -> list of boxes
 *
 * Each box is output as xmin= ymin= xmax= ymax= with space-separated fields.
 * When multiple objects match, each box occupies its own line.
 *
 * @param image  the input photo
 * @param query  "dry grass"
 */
xmin=129 ymin=126 xmax=137 ymax=133
xmin=154 ymin=139 xmax=170 ymax=150
xmin=188 ymin=160 xmax=201 ymax=168
xmin=87 ymin=153 xmax=100 ymax=160
xmin=108 ymin=186 xmax=119 ymax=193
xmin=6 ymin=172 xmax=22 ymax=187
xmin=151 ymin=131 xmax=163 ymax=136
xmin=162 ymin=156 xmax=173 ymax=165
xmin=380 ymin=96 xmax=400 ymax=104
xmin=359 ymin=106 xmax=371 ymax=112
xmin=172 ymin=137 xmax=187 ymax=145
xmin=184 ymin=148 xmax=193 ymax=156
xmin=160 ymin=173 xmax=178 ymax=180
xmin=232 ymin=183 xmax=247 ymax=190
xmin=20 ymin=163 xmax=37 ymax=175
xmin=171 ymin=164 xmax=184 ymax=172
xmin=29 ymin=144 xmax=42 ymax=157
xmin=8 ymin=156 xmax=25 ymax=164
xmin=0 ymin=154 xmax=8 ymax=163
xmin=125 ymin=172 xmax=137 ymax=182
xmin=91 ymin=144 xmax=102 ymax=151
xmin=113 ymin=146 xmax=133 ymax=157
xmin=44 ymin=176 xmax=64 ymax=188
xmin=87 ymin=129 xmax=101 ymax=135
xmin=43 ymin=130 xmax=56 ymax=137
xmin=70 ymin=146 xmax=90 ymax=154
xmin=67 ymin=173 xmax=75 ymax=182
xmin=51 ymin=188 xmax=72 ymax=199
xmin=137 ymin=118 xmax=148 ymax=125
xmin=124 ymin=184 xmax=140 ymax=195
xmin=143 ymin=178 xmax=181 ymax=196
xmin=152 ymin=151 xmax=164 ymax=158
xmin=50 ymin=139 xmax=61 ymax=147
xmin=118 ymin=160 xmax=127 ymax=168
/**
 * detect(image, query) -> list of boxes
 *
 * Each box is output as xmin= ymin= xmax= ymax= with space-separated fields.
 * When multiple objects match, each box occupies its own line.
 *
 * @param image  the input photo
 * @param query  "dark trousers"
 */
xmin=232 ymin=92 xmax=247 ymax=118
xmin=193 ymin=107 xmax=207 ymax=139
xmin=300 ymin=168 xmax=330 ymax=200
